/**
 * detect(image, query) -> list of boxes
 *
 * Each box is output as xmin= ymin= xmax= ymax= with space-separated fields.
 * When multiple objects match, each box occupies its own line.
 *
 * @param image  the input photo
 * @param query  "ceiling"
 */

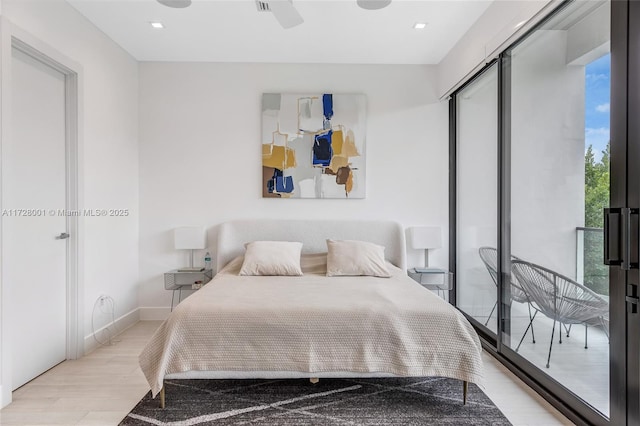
xmin=66 ymin=0 xmax=493 ymax=64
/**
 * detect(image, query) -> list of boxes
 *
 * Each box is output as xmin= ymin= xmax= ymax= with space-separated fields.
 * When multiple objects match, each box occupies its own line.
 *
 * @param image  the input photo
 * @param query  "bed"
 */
xmin=139 ymin=220 xmax=483 ymax=407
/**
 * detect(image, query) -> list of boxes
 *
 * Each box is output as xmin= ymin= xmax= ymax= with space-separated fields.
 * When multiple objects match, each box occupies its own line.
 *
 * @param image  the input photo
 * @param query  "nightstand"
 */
xmin=408 ymin=268 xmax=453 ymax=298
xmin=164 ymin=269 xmax=214 ymax=311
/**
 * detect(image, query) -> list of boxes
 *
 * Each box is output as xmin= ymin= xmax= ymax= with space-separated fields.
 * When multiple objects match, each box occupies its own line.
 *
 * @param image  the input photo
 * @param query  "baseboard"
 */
xmin=0 ymin=384 xmax=10 ymax=409
xmin=139 ymin=306 xmax=171 ymax=321
xmin=84 ymin=307 xmax=140 ymax=354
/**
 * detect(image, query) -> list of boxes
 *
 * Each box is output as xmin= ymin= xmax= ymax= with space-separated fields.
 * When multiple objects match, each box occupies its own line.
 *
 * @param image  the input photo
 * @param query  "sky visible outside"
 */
xmin=585 ymin=53 xmax=611 ymax=162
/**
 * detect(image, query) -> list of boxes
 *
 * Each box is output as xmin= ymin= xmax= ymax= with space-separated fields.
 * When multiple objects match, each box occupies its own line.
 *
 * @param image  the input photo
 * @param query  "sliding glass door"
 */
xmin=507 ymin=0 xmax=611 ymax=417
xmin=456 ymin=64 xmax=498 ymax=334
xmin=451 ymin=0 xmax=631 ymax=423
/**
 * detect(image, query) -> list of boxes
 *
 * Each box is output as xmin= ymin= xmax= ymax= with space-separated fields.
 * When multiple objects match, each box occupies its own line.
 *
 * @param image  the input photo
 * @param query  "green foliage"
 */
xmin=584 ymin=143 xmax=610 ymax=228
xmin=583 ymin=142 xmax=610 ymax=295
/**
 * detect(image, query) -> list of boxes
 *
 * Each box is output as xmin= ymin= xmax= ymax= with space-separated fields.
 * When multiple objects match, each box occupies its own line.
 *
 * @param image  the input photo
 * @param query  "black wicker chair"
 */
xmin=511 ymin=259 xmax=609 ymax=368
xmin=478 ymin=247 xmax=537 ymax=349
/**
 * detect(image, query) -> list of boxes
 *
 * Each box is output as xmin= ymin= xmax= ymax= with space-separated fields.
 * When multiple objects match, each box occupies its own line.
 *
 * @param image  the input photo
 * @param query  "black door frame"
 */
xmin=609 ymin=0 xmax=628 ymax=424
xmin=605 ymin=1 xmax=640 ymax=422
xmin=450 ymin=0 xmax=628 ymax=424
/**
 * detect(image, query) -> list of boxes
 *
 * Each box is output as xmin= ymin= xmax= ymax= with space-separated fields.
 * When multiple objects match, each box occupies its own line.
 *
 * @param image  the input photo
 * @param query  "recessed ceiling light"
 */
xmin=414 ymin=22 xmax=427 ymax=30
xmin=150 ymin=22 xmax=165 ymax=29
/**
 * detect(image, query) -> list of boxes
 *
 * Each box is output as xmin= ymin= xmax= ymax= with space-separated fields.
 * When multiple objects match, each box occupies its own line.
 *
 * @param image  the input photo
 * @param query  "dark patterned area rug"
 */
xmin=121 ymin=377 xmax=511 ymax=425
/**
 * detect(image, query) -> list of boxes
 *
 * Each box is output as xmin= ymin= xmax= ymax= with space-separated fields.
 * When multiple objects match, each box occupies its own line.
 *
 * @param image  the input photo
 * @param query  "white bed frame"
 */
xmin=163 ymin=220 xmax=467 ymax=406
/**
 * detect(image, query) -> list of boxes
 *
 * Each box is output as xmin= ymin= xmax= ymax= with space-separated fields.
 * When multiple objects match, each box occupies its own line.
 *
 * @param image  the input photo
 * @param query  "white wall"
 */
xmin=0 ymin=0 xmax=139 ymax=405
xmin=138 ymin=62 xmax=449 ymax=311
xmin=511 ymin=30 xmax=585 ymax=279
xmin=566 ymin=2 xmax=610 ymax=65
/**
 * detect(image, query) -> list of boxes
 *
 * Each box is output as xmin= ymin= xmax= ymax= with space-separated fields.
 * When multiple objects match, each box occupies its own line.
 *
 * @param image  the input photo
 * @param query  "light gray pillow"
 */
xmin=239 ymin=241 xmax=303 ymax=276
xmin=326 ymin=239 xmax=391 ymax=278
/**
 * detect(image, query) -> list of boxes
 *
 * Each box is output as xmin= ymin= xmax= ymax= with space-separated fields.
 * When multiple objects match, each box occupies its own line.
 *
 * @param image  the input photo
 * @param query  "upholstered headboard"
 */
xmin=216 ymin=220 xmax=406 ymax=273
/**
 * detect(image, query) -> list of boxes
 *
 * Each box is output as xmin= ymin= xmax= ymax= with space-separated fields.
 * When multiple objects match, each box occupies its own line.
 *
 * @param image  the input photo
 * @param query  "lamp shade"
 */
xmin=407 ymin=226 xmax=442 ymax=250
xmin=174 ymin=227 xmax=206 ymax=250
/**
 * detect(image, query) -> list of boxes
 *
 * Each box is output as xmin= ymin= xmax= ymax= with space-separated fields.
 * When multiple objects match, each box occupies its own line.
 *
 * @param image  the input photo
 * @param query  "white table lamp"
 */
xmin=174 ymin=226 xmax=206 ymax=272
xmin=407 ymin=226 xmax=442 ymax=268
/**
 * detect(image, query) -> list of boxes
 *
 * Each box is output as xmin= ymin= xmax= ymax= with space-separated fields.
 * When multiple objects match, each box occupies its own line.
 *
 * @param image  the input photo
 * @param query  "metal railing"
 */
xmin=576 ymin=227 xmax=608 ymax=296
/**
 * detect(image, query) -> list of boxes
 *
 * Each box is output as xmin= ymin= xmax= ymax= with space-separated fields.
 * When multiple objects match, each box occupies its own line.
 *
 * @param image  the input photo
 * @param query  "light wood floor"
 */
xmin=0 ymin=320 xmax=574 ymax=425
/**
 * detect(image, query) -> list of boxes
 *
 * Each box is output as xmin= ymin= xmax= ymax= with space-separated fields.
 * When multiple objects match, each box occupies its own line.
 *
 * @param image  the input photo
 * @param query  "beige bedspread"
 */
xmin=139 ymin=254 xmax=484 ymax=396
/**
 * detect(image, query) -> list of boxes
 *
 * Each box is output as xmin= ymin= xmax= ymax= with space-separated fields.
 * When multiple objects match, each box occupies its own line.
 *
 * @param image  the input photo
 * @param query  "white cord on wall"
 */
xmin=91 ymin=295 xmax=120 ymax=346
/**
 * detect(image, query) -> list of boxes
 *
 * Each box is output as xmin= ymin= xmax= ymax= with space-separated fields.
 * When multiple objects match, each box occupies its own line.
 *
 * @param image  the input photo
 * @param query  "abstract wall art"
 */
xmin=262 ymin=93 xmax=366 ymax=199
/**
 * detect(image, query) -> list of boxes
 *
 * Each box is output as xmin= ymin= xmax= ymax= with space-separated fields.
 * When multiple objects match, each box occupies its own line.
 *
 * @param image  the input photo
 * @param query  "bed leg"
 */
xmin=159 ymin=386 xmax=165 ymax=409
xmin=463 ymin=381 xmax=468 ymax=405
xmin=310 ymin=377 xmax=319 ymax=384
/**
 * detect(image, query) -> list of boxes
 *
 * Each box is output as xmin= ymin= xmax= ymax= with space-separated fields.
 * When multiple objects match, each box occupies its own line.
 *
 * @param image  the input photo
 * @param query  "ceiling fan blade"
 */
xmin=269 ymin=0 xmax=304 ymax=29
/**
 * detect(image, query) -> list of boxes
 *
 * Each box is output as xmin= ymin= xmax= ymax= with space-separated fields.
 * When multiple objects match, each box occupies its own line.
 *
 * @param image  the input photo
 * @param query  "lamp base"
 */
xmin=177 ymin=267 xmax=205 ymax=272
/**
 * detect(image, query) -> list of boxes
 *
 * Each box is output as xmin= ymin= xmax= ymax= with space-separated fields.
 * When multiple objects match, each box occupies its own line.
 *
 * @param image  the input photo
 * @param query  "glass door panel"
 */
xmin=456 ymin=64 xmax=498 ymax=333
xmin=508 ymin=0 xmax=610 ymax=416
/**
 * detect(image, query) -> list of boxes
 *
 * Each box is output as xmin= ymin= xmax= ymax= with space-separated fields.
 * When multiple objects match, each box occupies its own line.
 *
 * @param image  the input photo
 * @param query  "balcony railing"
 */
xmin=576 ymin=227 xmax=608 ymax=296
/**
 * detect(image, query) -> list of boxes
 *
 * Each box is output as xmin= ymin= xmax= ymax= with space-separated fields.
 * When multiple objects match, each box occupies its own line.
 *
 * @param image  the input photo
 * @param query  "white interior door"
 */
xmin=4 ymin=47 xmax=68 ymax=390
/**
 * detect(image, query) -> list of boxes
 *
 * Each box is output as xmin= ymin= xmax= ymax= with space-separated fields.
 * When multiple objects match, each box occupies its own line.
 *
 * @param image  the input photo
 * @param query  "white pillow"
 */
xmin=326 ymin=239 xmax=391 ymax=278
xmin=239 ymin=241 xmax=303 ymax=276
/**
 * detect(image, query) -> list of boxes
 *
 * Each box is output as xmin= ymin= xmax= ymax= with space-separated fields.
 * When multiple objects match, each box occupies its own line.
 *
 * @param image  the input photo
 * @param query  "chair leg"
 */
xmin=564 ymin=323 xmax=572 ymax=338
xmin=484 ymin=301 xmax=497 ymax=326
xmin=546 ymin=319 xmax=557 ymax=368
xmin=584 ymin=324 xmax=588 ymax=349
xmin=559 ymin=322 xmax=563 ymax=344
xmin=528 ymin=304 xmax=536 ymax=344
xmin=516 ymin=310 xmax=537 ymax=352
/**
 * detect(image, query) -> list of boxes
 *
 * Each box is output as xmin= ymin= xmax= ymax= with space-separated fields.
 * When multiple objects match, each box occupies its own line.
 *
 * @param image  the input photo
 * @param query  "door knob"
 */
xmin=56 ymin=232 xmax=70 ymax=240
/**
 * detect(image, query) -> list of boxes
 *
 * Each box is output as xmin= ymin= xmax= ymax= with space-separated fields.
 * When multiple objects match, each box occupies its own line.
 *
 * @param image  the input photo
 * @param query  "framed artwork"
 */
xmin=262 ymin=93 xmax=366 ymax=198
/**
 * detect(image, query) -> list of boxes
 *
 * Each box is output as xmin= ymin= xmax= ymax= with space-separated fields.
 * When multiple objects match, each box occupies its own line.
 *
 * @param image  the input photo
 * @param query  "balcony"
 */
xmin=458 ymin=228 xmax=610 ymax=416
